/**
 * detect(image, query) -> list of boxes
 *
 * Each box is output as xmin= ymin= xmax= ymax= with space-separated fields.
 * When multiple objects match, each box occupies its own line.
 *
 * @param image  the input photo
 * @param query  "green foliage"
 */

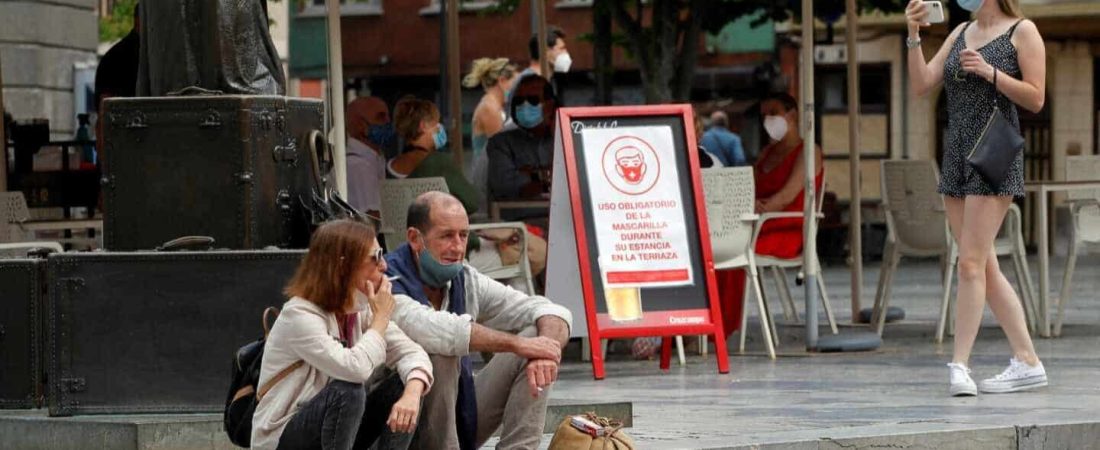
xmin=99 ymin=0 xmax=139 ymax=43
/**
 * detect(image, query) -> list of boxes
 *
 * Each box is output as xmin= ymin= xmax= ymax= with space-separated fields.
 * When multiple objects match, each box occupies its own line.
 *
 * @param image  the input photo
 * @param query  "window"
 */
xmin=817 ymin=64 xmax=892 ymax=159
xmin=419 ymin=0 xmax=499 ymax=16
xmin=298 ymin=0 xmax=383 ymax=17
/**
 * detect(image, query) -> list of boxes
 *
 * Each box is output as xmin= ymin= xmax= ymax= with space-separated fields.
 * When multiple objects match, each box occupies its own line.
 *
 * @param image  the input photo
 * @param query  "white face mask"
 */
xmin=763 ymin=115 xmax=789 ymax=142
xmin=553 ymin=51 xmax=573 ymax=73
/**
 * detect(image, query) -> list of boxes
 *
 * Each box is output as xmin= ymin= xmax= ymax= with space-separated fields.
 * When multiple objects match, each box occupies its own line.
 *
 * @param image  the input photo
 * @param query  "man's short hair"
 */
xmin=763 ymin=92 xmax=798 ymax=112
xmin=710 ymin=111 xmax=729 ymax=128
xmin=528 ymin=26 xmax=566 ymax=61
xmin=406 ymin=192 xmax=460 ymax=233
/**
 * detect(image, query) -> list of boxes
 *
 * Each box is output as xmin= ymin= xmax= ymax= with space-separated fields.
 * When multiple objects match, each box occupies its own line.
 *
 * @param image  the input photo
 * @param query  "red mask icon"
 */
xmin=615 ymin=148 xmax=646 ymax=185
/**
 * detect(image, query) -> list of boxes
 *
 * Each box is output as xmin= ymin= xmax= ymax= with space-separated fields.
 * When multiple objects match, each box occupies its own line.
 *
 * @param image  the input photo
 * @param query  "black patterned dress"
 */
xmin=939 ymin=20 xmax=1026 ymax=199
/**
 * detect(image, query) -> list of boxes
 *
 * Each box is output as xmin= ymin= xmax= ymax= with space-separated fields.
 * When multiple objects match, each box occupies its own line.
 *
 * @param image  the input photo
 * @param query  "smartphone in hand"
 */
xmin=923 ymin=1 xmax=946 ymax=24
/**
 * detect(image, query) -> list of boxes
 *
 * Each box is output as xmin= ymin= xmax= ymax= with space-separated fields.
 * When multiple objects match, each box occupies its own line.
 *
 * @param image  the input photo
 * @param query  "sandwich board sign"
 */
xmin=545 ymin=104 xmax=729 ymax=379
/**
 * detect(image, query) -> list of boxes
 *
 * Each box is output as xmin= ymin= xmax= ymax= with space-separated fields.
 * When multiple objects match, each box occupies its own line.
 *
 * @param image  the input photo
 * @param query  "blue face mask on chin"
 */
xmin=957 ymin=0 xmax=984 ymax=12
xmin=416 ymin=236 xmax=463 ymax=288
xmin=366 ymin=123 xmax=395 ymax=148
xmin=432 ymin=125 xmax=448 ymax=150
xmin=515 ymin=103 xmax=544 ymax=129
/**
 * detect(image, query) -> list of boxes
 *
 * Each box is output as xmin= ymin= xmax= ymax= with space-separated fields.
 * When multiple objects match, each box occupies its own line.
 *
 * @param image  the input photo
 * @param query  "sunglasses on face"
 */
xmin=368 ymin=247 xmax=384 ymax=264
xmin=515 ymin=96 xmax=543 ymax=106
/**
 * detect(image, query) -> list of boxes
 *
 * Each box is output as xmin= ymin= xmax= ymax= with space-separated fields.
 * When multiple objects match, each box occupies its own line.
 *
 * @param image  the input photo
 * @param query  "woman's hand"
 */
xmin=755 ymin=199 xmax=768 ymax=214
xmin=366 ymin=277 xmax=396 ymax=334
xmin=960 ymin=49 xmax=996 ymax=82
xmin=905 ymin=0 xmax=929 ymax=36
xmin=387 ymin=380 xmax=425 ymax=434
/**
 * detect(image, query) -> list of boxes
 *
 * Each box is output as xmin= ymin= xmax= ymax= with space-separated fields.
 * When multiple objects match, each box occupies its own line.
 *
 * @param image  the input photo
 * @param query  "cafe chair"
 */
xmin=380 ymin=178 xmax=536 ymax=295
xmin=1054 ymin=155 xmax=1100 ymax=336
xmin=700 ymin=167 xmax=776 ymax=359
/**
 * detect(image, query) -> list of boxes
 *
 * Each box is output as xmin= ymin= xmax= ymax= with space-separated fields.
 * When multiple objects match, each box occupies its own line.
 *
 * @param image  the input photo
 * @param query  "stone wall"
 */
xmin=0 ymin=0 xmax=98 ymax=139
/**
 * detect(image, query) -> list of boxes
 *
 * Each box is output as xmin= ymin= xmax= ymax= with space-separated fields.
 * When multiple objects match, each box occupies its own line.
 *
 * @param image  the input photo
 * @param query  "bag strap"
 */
xmin=254 ymin=307 xmax=305 ymax=402
xmin=582 ymin=412 xmax=627 ymax=450
xmin=256 ymin=360 xmax=305 ymax=401
xmin=262 ymin=307 xmax=280 ymax=339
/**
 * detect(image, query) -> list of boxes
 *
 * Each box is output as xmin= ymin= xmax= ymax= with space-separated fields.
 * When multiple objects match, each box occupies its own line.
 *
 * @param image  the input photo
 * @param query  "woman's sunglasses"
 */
xmin=514 ymin=95 xmax=543 ymax=106
xmin=369 ymin=247 xmax=384 ymax=263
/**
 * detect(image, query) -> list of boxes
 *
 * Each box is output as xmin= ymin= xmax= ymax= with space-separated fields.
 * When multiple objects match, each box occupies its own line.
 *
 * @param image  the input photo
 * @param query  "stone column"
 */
xmin=0 ymin=0 xmax=98 ymax=140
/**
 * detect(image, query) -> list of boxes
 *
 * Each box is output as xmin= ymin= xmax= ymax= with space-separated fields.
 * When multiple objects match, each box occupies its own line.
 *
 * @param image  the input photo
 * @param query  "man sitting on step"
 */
xmin=384 ymin=191 xmax=572 ymax=450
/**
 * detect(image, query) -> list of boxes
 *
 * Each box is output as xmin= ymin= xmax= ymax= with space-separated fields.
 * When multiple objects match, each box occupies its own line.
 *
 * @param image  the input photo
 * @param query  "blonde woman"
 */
xmin=906 ymin=0 xmax=1047 ymax=396
xmin=463 ymin=58 xmax=518 ymax=212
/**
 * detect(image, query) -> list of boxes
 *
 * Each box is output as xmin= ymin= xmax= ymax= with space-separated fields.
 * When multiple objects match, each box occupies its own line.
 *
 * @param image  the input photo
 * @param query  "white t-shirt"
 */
xmin=346 ymin=137 xmax=386 ymax=212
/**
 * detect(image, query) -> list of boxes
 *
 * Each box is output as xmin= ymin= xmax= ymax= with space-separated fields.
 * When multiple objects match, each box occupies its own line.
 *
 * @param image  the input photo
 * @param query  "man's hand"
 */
xmin=386 ymin=380 xmax=425 ymax=434
xmin=513 ymin=336 xmax=562 ymax=362
xmin=525 ymin=359 xmax=559 ymax=398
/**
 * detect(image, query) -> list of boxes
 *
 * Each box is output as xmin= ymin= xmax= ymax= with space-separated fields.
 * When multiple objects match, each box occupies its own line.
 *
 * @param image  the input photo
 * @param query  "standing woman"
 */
xmin=906 ymin=0 xmax=1047 ymax=396
xmin=463 ymin=58 xmax=518 ymax=212
xmin=251 ymin=220 xmax=433 ymax=449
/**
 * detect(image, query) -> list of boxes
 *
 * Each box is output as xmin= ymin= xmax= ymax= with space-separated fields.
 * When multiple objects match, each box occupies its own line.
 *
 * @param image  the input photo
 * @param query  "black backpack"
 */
xmin=224 ymin=307 xmax=303 ymax=447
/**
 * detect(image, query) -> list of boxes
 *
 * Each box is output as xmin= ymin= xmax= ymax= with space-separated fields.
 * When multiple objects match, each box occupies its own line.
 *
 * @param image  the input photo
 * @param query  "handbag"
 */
xmin=548 ymin=413 xmax=635 ymax=450
xmin=966 ymin=67 xmax=1025 ymax=191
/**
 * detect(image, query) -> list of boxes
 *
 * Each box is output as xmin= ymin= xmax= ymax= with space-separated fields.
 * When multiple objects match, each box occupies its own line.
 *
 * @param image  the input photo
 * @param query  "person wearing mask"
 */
xmin=251 ymin=220 xmax=433 ymax=450
xmin=384 ymin=192 xmax=571 ymax=450
xmin=487 ymin=74 xmax=557 ymax=221
xmin=504 ymin=26 xmax=569 ymax=125
xmin=346 ymin=97 xmax=396 ymax=220
xmin=701 ymin=110 xmax=746 ymax=166
xmin=463 ymin=58 xmax=518 ymax=213
xmin=526 ymin=26 xmax=570 ymax=78
xmin=906 ymin=0 xmax=1047 ymax=396
xmin=713 ymin=92 xmax=824 ymax=340
xmin=387 ymin=97 xmax=480 ymax=215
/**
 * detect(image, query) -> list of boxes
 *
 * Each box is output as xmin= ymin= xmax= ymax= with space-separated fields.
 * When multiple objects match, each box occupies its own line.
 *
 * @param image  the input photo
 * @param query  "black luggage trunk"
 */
xmin=46 ymin=250 xmax=304 ymax=416
xmin=0 ymin=259 xmax=47 ymax=409
xmin=101 ymin=96 xmax=324 ymax=250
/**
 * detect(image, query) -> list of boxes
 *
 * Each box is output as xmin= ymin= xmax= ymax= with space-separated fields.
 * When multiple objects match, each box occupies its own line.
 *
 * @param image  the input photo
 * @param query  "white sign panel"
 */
xmin=580 ymin=125 xmax=694 ymax=288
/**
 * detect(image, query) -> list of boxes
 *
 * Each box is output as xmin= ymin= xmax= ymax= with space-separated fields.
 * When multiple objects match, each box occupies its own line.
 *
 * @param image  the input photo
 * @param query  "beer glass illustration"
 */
xmin=599 ymin=257 xmax=643 ymax=322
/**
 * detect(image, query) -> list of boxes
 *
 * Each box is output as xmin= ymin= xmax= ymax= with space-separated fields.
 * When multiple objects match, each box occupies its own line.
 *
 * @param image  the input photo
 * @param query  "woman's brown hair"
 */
xmin=393 ymin=97 xmax=441 ymax=144
xmin=998 ymin=0 xmax=1024 ymax=18
xmin=284 ymin=219 xmax=377 ymax=313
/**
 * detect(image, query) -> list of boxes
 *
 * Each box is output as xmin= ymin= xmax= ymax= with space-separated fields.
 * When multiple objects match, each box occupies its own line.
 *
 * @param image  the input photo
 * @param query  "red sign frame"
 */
xmin=556 ymin=104 xmax=729 ymax=379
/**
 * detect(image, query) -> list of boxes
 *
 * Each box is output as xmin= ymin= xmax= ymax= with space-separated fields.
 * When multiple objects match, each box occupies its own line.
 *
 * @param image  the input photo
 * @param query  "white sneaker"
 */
xmin=979 ymin=358 xmax=1048 ymax=393
xmin=947 ymin=363 xmax=977 ymax=397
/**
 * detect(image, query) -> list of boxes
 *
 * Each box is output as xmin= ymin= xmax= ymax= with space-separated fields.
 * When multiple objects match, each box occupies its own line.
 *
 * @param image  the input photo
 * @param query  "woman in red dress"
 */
xmin=716 ymin=92 xmax=824 ymax=339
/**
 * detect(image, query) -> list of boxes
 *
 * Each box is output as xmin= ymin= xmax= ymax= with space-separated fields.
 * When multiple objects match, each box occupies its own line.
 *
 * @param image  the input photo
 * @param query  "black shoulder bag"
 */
xmin=965 ymin=67 xmax=1026 ymax=191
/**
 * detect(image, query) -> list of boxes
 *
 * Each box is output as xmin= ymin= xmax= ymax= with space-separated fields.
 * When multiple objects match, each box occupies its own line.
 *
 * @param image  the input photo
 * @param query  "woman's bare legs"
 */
xmin=943 ymin=195 xmax=1040 ymax=367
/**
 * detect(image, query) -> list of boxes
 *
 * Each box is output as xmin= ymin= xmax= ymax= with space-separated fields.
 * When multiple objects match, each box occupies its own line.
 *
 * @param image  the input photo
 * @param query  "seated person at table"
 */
xmin=384 ymin=192 xmax=572 ymax=450
xmin=486 ymin=73 xmax=557 ymax=222
xmin=388 ymin=97 xmax=479 ymax=215
xmin=715 ymin=92 xmax=824 ymax=338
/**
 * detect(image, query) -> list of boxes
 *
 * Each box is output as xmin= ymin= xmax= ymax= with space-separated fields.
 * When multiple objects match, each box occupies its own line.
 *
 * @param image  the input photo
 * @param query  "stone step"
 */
xmin=0 ymin=400 xmax=632 ymax=450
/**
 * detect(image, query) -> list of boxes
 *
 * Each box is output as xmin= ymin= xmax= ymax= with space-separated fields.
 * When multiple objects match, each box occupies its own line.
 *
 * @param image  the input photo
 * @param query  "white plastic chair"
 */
xmin=1 ymin=191 xmax=64 ymax=258
xmin=380 ymin=178 xmax=450 ymax=248
xmin=752 ymin=181 xmax=838 ymax=341
xmin=871 ymin=161 xmax=954 ymax=336
xmin=870 ymin=162 xmax=1036 ymax=343
xmin=379 ymin=178 xmax=536 ymax=294
xmin=702 ymin=167 xmax=776 ymax=359
xmin=1054 ymin=155 xmax=1100 ymax=336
